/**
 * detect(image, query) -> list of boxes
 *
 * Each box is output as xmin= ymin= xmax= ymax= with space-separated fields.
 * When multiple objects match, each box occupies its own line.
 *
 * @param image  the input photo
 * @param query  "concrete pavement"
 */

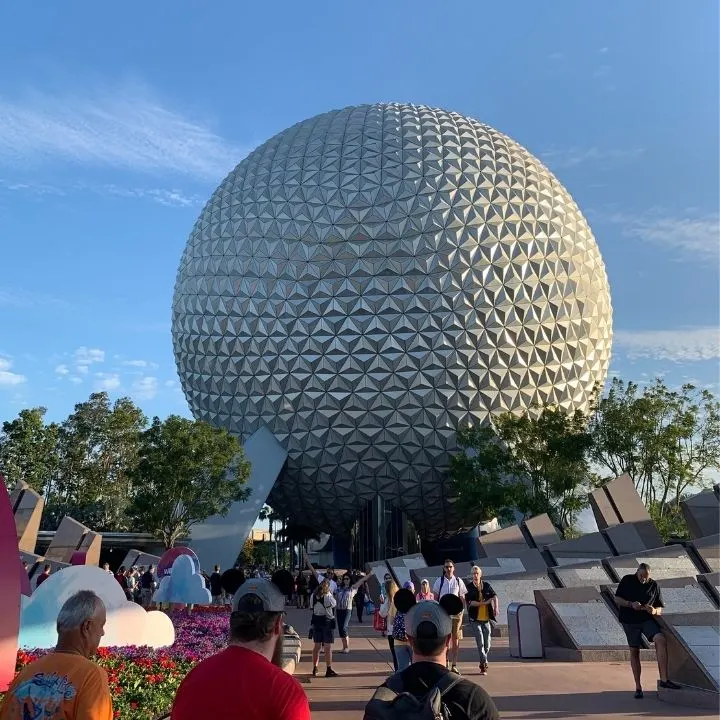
xmin=285 ymin=608 xmax=716 ymax=719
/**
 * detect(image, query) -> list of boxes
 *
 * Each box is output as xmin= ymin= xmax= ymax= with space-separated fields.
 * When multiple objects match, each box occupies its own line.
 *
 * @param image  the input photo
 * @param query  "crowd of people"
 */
xmin=0 ymin=561 xmax=681 ymax=719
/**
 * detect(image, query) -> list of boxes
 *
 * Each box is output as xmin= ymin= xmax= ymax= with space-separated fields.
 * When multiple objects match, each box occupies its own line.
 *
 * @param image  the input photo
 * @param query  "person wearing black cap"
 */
xmin=364 ymin=601 xmax=499 ymax=720
xmin=171 ymin=577 xmax=311 ymax=720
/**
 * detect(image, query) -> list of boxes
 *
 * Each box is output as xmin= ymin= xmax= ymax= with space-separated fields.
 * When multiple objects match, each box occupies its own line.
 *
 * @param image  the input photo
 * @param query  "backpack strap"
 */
xmin=433 ymin=671 xmax=463 ymax=698
xmin=383 ymin=671 xmax=406 ymax=694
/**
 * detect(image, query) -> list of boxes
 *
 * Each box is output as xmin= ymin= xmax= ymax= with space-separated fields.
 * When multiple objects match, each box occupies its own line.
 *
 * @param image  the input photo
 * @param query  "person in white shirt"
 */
xmin=303 ymin=552 xmax=337 ymax=593
xmin=432 ymin=559 xmax=467 ymax=674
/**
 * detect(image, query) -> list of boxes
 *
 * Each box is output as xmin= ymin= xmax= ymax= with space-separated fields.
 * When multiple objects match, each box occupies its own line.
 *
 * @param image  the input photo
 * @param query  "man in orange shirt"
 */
xmin=0 ymin=590 xmax=113 ymax=720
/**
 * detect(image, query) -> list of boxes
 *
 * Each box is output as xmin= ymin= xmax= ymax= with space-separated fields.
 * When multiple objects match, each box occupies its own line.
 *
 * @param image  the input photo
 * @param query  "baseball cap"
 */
xmin=232 ymin=577 xmax=286 ymax=612
xmin=406 ymin=600 xmax=452 ymax=638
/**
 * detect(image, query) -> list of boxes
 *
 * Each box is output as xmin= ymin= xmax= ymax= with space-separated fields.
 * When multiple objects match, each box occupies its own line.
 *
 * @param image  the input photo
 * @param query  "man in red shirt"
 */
xmin=171 ymin=577 xmax=311 ymax=720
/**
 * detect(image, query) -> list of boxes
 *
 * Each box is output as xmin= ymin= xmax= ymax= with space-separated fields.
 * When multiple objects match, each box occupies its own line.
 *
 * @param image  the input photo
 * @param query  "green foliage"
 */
xmin=126 ymin=415 xmax=251 ymax=548
xmin=648 ymin=501 xmax=690 ymax=542
xmin=0 ymin=407 xmax=59 ymax=495
xmin=48 ymin=393 xmax=147 ymax=531
xmin=452 ymin=424 xmax=519 ymax=525
xmin=452 ymin=406 xmax=593 ymax=533
xmin=590 ymin=378 xmax=720 ymax=512
xmin=239 ymin=535 xmax=254 ymax=565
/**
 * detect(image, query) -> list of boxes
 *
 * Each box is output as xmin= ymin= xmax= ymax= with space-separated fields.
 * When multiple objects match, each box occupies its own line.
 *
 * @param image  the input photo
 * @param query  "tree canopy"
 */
xmin=126 ymin=415 xmax=251 ymax=548
xmin=451 ymin=378 xmax=720 ymax=540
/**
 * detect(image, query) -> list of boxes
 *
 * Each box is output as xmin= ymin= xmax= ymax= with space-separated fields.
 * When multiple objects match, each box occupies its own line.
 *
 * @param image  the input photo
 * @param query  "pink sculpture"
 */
xmin=0 ymin=474 xmax=21 ymax=691
xmin=19 ymin=557 xmax=31 ymax=597
xmin=157 ymin=546 xmax=200 ymax=579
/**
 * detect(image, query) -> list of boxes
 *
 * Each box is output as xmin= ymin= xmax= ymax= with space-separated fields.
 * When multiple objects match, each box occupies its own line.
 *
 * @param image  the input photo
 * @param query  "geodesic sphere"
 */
xmin=172 ymin=103 xmax=612 ymax=539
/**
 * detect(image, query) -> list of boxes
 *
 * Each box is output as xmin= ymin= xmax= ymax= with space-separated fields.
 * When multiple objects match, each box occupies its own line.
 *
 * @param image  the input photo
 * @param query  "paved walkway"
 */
xmin=285 ymin=608 xmax=715 ymax=719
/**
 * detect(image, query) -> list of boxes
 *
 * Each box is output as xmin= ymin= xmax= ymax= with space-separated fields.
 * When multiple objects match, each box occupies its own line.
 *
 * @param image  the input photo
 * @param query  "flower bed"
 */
xmin=3 ymin=607 xmax=232 ymax=720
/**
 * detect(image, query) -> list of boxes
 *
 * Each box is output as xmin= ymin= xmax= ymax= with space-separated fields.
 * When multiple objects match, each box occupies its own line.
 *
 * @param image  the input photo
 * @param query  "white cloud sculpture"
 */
xmin=153 ymin=554 xmax=211 ymax=606
xmin=19 ymin=566 xmax=174 ymax=649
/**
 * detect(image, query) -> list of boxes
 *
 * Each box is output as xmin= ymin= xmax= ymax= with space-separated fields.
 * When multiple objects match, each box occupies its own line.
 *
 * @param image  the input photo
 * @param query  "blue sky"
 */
xmin=0 ymin=0 xmax=718 ymax=426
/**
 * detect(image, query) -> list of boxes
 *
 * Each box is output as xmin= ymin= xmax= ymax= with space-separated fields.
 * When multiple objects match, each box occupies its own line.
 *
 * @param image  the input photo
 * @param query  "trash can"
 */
xmin=507 ymin=602 xmax=543 ymax=658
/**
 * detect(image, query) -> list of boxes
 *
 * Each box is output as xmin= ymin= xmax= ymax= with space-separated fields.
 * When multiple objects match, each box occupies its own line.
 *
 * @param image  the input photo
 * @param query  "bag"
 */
xmin=392 ymin=613 xmax=407 ymax=641
xmin=373 ymin=609 xmax=387 ymax=632
xmin=483 ymin=581 xmax=497 ymax=622
xmin=379 ymin=597 xmax=390 ymax=618
xmin=363 ymin=672 xmax=461 ymax=720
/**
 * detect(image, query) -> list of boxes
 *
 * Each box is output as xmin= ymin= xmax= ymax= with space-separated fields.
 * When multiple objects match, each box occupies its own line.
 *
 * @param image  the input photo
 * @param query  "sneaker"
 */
xmin=479 ymin=663 xmax=488 ymax=675
xmin=342 ymin=648 xmax=350 ymax=654
xmin=450 ymin=665 xmax=460 ymax=675
xmin=659 ymin=680 xmax=682 ymax=690
xmin=634 ymin=689 xmax=643 ymax=699
xmin=325 ymin=667 xmax=339 ymax=677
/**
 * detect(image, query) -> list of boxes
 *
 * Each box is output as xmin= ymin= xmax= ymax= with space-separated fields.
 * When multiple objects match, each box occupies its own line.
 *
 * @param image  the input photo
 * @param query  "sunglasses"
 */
xmin=444 ymin=565 xmax=454 ymax=570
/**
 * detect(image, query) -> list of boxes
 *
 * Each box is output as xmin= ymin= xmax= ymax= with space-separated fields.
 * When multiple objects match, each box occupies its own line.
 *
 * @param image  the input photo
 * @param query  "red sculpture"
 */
xmin=0 ymin=474 xmax=21 ymax=691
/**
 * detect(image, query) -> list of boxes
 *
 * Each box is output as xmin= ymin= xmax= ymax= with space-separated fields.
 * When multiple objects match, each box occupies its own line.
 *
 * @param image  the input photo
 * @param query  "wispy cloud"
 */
xmin=54 ymin=364 xmax=69 ymax=376
xmin=0 ymin=83 xmax=243 ymax=180
xmin=540 ymin=146 xmax=644 ymax=169
xmin=596 ymin=208 xmax=720 ymax=263
xmin=627 ymin=214 xmax=719 ymax=262
xmin=122 ymin=359 xmax=156 ymax=368
xmin=132 ymin=376 xmax=158 ymax=400
xmin=74 ymin=346 xmax=105 ymax=369
xmin=0 ymin=358 xmax=26 ymax=387
xmin=614 ymin=326 xmax=720 ymax=362
xmin=0 ymin=286 xmax=68 ymax=309
xmin=0 ymin=177 xmax=203 ymax=208
xmin=94 ymin=372 xmax=121 ymax=391
xmin=97 ymin=185 xmax=202 ymax=207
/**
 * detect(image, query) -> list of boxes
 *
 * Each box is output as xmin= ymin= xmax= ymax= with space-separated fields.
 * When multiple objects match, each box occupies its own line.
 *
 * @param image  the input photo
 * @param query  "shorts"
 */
xmin=312 ymin=624 xmax=335 ymax=645
xmin=451 ymin=613 xmax=463 ymax=641
xmin=623 ymin=619 xmax=662 ymax=648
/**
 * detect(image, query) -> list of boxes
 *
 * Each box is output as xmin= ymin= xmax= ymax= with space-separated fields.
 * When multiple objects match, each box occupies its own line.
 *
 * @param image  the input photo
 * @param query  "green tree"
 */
xmin=239 ymin=535 xmax=254 ymax=565
xmin=49 ymin=393 xmax=146 ymax=530
xmin=451 ymin=424 xmax=519 ymax=526
xmin=590 ymin=378 xmax=720 ymax=533
xmin=0 ymin=407 xmax=59 ymax=495
xmin=452 ymin=406 xmax=594 ymax=533
xmin=126 ymin=415 xmax=251 ymax=548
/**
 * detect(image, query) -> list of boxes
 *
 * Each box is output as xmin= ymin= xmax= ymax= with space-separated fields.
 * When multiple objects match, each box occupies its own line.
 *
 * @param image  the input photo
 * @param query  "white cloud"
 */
xmin=0 ymin=358 xmax=26 ymax=386
xmin=69 ymin=376 xmax=83 ymax=385
xmin=0 ymin=286 xmax=68 ymax=308
xmin=122 ymin=359 xmax=159 ymax=370
xmin=164 ymin=379 xmax=176 ymax=388
xmin=0 ymin=84 xmax=242 ymax=181
xmin=614 ymin=326 xmax=720 ymax=362
xmin=73 ymin=346 xmax=105 ymax=374
xmin=540 ymin=146 xmax=644 ymax=169
xmin=0 ymin=177 xmax=203 ymax=208
xmin=74 ymin=346 xmax=105 ymax=365
xmin=132 ymin=376 xmax=158 ymax=400
xmin=99 ymin=185 xmax=202 ymax=207
xmin=95 ymin=373 xmax=121 ymax=391
xmin=625 ymin=214 xmax=720 ymax=263
xmin=54 ymin=364 xmax=69 ymax=376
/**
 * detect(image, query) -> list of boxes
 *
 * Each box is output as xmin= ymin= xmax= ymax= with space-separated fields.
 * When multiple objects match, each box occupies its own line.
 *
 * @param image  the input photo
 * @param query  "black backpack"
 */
xmin=364 ymin=672 xmax=462 ymax=720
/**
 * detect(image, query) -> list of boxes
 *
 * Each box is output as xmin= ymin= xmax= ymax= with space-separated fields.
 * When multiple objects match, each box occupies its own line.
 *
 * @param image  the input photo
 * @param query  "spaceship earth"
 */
xmin=172 ymin=103 xmax=613 ymax=539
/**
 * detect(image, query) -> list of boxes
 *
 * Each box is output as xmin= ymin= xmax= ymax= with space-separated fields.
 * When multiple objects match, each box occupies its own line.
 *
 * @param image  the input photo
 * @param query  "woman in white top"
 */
xmin=311 ymin=580 xmax=338 ymax=677
xmin=334 ymin=573 xmax=367 ymax=654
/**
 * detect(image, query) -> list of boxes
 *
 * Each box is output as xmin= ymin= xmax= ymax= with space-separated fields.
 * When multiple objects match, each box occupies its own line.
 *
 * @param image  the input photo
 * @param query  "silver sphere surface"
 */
xmin=172 ymin=103 xmax=613 ymax=538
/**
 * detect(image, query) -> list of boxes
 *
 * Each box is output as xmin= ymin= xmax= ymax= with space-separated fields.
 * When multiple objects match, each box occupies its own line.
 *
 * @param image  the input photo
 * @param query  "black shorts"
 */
xmin=623 ymin=619 xmax=662 ymax=648
xmin=312 ymin=624 xmax=334 ymax=645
